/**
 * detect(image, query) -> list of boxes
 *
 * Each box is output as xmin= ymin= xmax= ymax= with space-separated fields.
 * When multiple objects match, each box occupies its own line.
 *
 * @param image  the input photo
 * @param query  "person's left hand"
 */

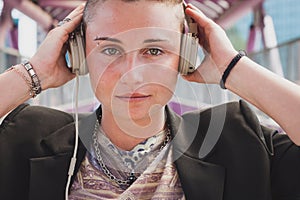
xmin=182 ymin=3 xmax=238 ymax=85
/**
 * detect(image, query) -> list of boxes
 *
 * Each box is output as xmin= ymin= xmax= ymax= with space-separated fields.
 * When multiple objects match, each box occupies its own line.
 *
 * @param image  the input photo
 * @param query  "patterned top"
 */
xmin=69 ymin=124 xmax=185 ymax=199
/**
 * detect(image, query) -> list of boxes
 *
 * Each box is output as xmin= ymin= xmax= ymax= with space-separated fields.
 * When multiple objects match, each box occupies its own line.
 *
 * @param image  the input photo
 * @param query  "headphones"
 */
xmin=66 ymin=2 xmax=200 ymax=76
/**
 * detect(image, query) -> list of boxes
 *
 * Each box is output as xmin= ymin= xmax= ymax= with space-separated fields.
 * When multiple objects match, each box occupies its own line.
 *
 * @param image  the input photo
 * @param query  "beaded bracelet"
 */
xmin=21 ymin=61 xmax=42 ymax=98
xmin=220 ymin=50 xmax=246 ymax=89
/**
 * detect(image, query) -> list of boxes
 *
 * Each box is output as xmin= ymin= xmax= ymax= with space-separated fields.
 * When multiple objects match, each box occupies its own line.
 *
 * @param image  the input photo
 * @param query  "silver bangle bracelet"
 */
xmin=21 ymin=61 xmax=42 ymax=98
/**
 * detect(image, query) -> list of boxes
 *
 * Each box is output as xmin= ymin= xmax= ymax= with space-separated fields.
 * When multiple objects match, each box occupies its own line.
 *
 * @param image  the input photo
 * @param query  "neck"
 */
xmin=100 ymin=106 xmax=166 ymax=151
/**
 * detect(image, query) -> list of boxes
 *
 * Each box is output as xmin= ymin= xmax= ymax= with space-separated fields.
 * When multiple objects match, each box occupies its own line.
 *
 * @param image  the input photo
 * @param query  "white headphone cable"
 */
xmin=65 ymin=72 xmax=80 ymax=200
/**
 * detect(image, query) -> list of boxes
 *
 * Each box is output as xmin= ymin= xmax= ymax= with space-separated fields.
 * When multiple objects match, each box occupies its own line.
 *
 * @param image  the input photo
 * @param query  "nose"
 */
xmin=120 ymin=51 xmax=144 ymax=86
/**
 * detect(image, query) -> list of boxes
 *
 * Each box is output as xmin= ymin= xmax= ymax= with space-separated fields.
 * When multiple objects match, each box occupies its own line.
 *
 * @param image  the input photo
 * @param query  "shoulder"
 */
xmin=0 ymin=104 xmax=74 ymax=141
xmin=183 ymin=100 xmax=260 ymax=128
xmin=12 ymin=103 xmax=72 ymax=119
xmin=180 ymin=100 xmax=275 ymax=159
xmin=0 ymin=103 xmax=76 ymax=159
xmin=183 ymin=100 xmax=271 ymax=135
xmin=1 ymin=103 xmax=74 ymax=127
xmin=182 ymin=100 xmax=266 ymax=138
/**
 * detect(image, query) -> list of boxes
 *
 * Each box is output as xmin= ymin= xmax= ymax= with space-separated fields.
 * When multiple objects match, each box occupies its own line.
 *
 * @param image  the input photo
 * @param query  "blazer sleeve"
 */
xmin=239 ymin=100 xmax=300 ymax=199
xmin=0 ymin=104 xmax=74 ymax=200
xmin=270 ymin=132 xmax=300 ymax=200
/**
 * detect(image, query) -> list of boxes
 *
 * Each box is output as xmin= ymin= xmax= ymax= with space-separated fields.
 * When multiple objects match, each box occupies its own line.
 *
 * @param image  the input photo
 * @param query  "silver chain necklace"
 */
xmin=92 ymin=117 xmax=171 ymax=186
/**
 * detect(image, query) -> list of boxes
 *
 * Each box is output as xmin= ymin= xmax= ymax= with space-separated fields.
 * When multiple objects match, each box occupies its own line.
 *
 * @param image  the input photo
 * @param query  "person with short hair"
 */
xmin=0 ymin=1 xmax=300 ymax=200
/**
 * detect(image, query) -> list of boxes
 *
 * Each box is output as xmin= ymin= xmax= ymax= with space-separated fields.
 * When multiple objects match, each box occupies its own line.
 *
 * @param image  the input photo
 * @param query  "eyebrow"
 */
xmin=94 ymin=37 xmax=170 ymax=44
xmin=143 ymin=39 xmax=170 ymax=43
xmin=93 ymin=36 xmax=122 ymax=43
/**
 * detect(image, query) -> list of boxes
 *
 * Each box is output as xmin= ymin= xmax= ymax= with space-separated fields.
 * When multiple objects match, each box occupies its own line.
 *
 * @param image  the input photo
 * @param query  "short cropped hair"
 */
xmin=83 ymin=0 xmax=184 ymax=26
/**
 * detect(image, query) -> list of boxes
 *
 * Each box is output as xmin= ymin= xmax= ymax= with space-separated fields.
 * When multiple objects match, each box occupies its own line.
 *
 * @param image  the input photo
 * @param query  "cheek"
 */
xmin=151 ymin=60 xmax=178 ymax=99
xmin=88 ymin=63 xmax=104 ymax=94
xmin=160 ymin=73 xmax=178 ymax=96
xmin=157 ymin=54 xmax=179 ymax=83
xmin=86 ymin=50 xmax=116 ymax=92
xmin=93 ymin=70 xmax=120 ymax=104
xmin=150 ymin=77 xmax=178 ymax=108
xmin=87 ymin=56 xmax=120 ymax=103
xmin=172 ymin=54 xmax=180 ymax=72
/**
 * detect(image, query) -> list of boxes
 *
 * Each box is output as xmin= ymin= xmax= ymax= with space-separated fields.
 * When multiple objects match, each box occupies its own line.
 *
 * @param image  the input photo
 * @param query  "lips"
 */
xmin=116 ymin=93 xmax=151 ymax=101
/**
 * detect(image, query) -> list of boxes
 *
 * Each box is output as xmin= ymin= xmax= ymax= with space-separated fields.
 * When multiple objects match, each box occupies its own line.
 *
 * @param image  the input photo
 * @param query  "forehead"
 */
xmin=85 ymin=1 xmax=183 ymax=37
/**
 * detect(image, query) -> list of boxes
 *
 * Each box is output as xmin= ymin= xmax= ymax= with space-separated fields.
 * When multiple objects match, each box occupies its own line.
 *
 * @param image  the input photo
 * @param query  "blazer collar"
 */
xmin=41 ymin=111 xmax=96 ymax=153
xmin=40 ymin=106 xmax=225 ymax=200
xmin=31 ymin=111 xmax=96 ymax=199
xmin=166 ymin=106 xmax=225 ymax=200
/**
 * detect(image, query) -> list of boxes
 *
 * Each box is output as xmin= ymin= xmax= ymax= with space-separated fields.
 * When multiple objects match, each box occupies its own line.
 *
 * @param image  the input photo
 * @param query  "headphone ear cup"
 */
xmin=179 ymin=3 xmax=199 ymax=75
xmin=67 ymin=23 xmax=89 ymax=75
xmin=75 ymin=29 xmax=88 ymax=75
xmin=179 ymin=32 xmax=199 ymax=75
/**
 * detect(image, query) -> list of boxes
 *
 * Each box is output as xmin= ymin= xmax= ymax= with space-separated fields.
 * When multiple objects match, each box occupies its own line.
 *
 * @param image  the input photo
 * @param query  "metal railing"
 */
xmin=250 ymin=37 xmax=300 ymax=85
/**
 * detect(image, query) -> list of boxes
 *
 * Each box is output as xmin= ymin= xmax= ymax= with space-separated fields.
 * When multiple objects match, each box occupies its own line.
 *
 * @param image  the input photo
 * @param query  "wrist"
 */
xmin=21 ymin=60 xmax=42 ymax=98
xmin=219 ymin=50 xmax=246 ymax=89
xmin=5 ymin=64 xmax=36 ymax=98
xmin=28 ymin=58 xmax=52 ymax=90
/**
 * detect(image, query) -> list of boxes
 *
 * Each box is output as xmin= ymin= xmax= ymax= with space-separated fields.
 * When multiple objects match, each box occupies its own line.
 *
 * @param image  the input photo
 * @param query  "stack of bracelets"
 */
xmin=21 ymin=61 xmax=42 ymax=98
xmin=6 ymin=60 xmax=42 ymax=98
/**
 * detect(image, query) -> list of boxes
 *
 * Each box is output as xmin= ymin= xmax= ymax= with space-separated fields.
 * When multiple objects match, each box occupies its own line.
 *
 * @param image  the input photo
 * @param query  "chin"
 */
xmin=113 ymin=103 xmax=163 ymax=121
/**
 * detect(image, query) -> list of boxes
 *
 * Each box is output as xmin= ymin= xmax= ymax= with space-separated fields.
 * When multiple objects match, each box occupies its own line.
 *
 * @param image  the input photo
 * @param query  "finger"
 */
xmin=184 ymin=4 xmax=215 ymax=52
xmin=65 ymin=3 xmax=85 ymax=20
xmin=185 ymin=3 xmax=214 ymax=28
xmin=57 ymin=3 xmax=85 ymax=33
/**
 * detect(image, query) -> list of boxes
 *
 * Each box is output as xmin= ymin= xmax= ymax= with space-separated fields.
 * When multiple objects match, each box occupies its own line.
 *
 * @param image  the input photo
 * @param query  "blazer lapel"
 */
xmin=166 ymin=106 xmax=225 ymax=200
xmin=29 ymin=153 xmax=72 ymax=200
xmin=77 ymin=111 xmax=97 ymax=153
xmin=175 ymin=154 xmax=225 ymax=200
xmin=29 ymin=111 xmax=97 ymax=200
xmin=29 ymin=105 xmax=225 ymax=199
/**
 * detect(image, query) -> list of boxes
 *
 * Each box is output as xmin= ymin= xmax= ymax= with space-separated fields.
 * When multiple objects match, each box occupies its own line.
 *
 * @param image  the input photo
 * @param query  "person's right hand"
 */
xmin=29 ymin=3 xmax=85 ymax=90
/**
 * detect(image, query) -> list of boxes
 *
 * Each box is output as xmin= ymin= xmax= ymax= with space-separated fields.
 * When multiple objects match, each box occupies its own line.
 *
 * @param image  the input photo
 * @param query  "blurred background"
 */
xmin=0 ymin=0 xmax=299 ymax=120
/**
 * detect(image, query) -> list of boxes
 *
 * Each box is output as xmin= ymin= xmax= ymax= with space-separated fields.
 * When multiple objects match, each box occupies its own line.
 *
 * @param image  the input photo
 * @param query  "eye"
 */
xmin=101 ymin=47 xmax=121 ymax=56
xmin=144 ymin=48 xmax=164 ymax=56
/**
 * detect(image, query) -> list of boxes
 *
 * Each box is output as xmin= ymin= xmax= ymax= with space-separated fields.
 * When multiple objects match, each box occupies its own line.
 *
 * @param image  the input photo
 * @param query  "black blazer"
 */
xmin=0 ymin=101 xmax=299 ymax=200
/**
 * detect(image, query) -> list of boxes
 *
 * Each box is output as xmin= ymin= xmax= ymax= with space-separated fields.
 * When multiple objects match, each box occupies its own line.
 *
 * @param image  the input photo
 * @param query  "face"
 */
xmin=85 ymin=1 xmax=183 ymax=122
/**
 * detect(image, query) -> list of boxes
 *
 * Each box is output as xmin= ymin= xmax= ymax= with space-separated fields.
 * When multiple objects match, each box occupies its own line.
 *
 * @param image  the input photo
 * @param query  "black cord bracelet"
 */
xmin=220 ymin=50 xmax=246 ymax=89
